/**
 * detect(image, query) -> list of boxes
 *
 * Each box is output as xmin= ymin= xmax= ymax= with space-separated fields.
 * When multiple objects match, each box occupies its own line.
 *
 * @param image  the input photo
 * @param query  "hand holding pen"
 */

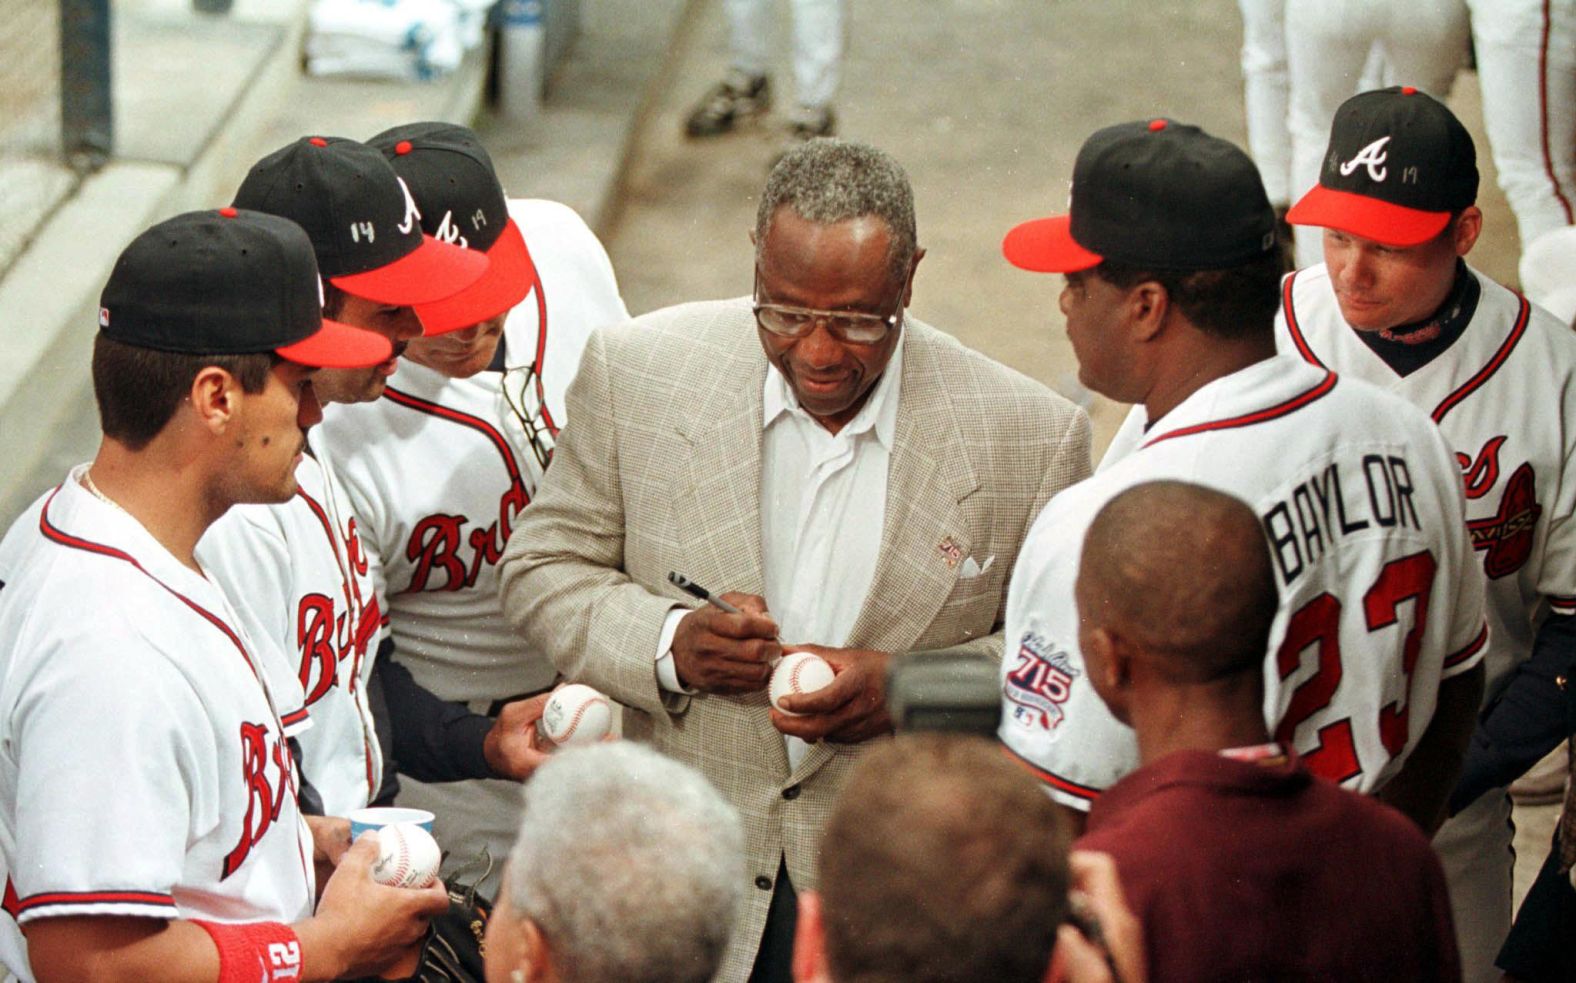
xmin=666 ymin=572 xmax=781 ymax=695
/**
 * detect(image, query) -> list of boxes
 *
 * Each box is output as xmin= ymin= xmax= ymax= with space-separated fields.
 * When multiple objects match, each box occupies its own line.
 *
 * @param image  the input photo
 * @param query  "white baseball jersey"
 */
xmin=1000 ymin=357 xmax=1487 ymax=811
xmin=1279 ymin=263 xmax=1576 ymax=698
xmin=316 ymin=198 xmax=627 ymax=874
xmin=1278 ymin=262 xmax=1576 ymax=983
xmin=199 ymin=446 xmax=387 ymax=817
xmin=0 ymin=471 xmax=314 ymax=981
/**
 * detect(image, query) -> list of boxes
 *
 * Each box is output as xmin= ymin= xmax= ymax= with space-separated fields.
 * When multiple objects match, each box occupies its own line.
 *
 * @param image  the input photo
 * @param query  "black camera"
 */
xmin=885 ymin=647 xmax=1003 ymax=737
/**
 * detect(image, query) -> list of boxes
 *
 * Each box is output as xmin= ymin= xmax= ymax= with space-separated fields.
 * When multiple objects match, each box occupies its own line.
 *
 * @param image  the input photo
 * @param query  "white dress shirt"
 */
xmin=657 ymin=332 xmax=905 ymax=768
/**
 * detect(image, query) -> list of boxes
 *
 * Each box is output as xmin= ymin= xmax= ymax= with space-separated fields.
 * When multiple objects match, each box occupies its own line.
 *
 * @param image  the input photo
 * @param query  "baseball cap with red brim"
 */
xmin=1004 ymin=119 xmax=1276 ymax=274
xmin=232 ymin=135 xmax=489 ymax=308
xmin=368 ymin=122 xmax=537 ymax=334
xmin=99 ymin=208 xmax=393 ymax=369
xmin=1287 ymin=86 xmax=1477 ymax=247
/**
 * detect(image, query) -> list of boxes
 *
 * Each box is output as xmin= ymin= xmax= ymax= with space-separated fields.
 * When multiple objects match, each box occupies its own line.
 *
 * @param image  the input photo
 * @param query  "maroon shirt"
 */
xmin=1076 ymin=750 xmax=1460 ymax=982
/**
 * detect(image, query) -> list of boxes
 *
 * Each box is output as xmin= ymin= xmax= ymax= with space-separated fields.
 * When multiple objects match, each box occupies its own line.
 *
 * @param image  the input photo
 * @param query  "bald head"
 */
xmin=1078 ymin=480 xmax=1278 ymax=684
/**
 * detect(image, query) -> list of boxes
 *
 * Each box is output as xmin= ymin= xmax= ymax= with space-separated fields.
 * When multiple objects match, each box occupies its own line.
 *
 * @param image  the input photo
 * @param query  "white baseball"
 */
xmin=539 ymin=683 xmax=613 ymax=746
xmin=372 ymin=822 xmax=441 ymax=889
xmin=769 ymin=652 xmax=835 ymax=715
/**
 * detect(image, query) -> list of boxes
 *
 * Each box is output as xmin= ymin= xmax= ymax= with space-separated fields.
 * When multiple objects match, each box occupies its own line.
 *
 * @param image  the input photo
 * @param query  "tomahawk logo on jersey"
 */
xmin=1000 ymin=357 xmax=1487 ymax=810
xmin=1278 ymin=264 xmax=1576 ymax=694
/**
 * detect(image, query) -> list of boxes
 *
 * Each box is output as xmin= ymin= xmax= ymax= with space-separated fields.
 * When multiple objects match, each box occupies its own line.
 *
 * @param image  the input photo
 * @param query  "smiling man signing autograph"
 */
xmin=499 ymin=138 xmax=1091 ymax=983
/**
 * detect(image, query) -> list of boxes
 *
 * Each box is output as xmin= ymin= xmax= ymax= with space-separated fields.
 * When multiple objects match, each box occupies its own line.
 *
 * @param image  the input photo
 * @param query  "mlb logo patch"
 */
xmin=98 ymin=307 xmax=110 ymax=327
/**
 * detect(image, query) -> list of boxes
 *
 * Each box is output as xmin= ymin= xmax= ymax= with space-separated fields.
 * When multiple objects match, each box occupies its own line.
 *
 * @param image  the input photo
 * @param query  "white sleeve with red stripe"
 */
xmin=10 ymin=621 xmax=210 ymax=922
xmin=997 ymin=481 xmax=1138 ymax=811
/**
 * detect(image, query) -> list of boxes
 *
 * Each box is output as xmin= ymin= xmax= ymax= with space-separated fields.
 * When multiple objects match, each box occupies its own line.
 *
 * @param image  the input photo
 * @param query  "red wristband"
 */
xmin=192 ymin=920 xmax=302 ymax=983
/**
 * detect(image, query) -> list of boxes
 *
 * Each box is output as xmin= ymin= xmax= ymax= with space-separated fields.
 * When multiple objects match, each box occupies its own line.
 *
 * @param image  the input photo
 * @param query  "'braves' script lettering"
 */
xmin=403 ymin=485 xmax=530 ymax=594
xmin=222 ymin=721 xmax=291 ymax=878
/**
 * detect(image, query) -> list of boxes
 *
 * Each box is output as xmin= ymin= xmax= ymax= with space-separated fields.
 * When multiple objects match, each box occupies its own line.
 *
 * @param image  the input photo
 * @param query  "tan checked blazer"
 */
xmin=499 ymin=297 xmax=1091 ymax=981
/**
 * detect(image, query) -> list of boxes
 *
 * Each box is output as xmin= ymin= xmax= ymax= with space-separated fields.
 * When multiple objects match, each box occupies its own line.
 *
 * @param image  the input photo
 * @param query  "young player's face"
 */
xmin=314 ymin=294 xmax=424 ymax=403
xmin=227 ymin=360 xmax=321 ymax=503
xmin=1322 ymin=224 xmax=1464 ymax=332
xmin=404 ymin=313 xmax=507 ymax=379
xmin=754 ymin=209 xmax=914 ymax=434
xmin=1060 ymin=270 xmax=1137 ymax=401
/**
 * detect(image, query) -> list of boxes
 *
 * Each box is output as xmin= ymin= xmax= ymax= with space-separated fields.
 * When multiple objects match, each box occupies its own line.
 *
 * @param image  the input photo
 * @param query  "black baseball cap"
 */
xmin=368 ymin=122 xmax=536 ymax=334
xmin=1003 ymin=118 xmax=1276 ymax=273
xmin=98 ymin=208 xmax=393 ymax=368
xmin=1287 ymin=86 xmax=1478 ymax=246
xmin=232 ymin=136 xmax=489 ymax=306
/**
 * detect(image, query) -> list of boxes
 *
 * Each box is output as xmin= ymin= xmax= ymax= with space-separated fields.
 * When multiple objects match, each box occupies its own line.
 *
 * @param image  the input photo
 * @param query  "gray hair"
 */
xmin=504 ymin=742 xmax=745 ymax=983
xmin=755 ymin=138 xmax=918 ymax=282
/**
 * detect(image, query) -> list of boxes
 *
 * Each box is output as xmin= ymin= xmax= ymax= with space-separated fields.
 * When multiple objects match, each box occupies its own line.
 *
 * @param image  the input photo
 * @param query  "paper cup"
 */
xmin=348 ymin=806 xmax=436 ymax=840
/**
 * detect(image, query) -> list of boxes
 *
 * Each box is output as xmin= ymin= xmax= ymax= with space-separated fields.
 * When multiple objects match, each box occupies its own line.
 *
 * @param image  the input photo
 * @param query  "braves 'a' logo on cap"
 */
xmin=1004 ymin=630 xmax=1080 ymax=732
xmin=433 ymin=210 xmax=469 ymax=249
xmin=396 ymin=177 xmax=422 ymax=236
xmin=1339 ymin=136 xmax=1392 ymax=183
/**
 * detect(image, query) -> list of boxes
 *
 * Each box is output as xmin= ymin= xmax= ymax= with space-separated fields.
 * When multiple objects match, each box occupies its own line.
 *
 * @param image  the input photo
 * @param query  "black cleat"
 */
xmin=683 ymin=71 xmax=772 ymax=138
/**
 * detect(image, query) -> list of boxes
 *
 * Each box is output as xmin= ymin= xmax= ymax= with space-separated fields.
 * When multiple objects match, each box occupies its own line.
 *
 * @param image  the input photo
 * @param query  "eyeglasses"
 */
xmin=752 ymin=269 xmax=903 ymax=345
xmin=500 ymin=362 xmax=556 ymax=474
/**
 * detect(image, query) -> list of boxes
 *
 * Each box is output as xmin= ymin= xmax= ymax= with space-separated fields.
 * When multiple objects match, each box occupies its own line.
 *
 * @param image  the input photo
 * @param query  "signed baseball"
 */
xmin=770 ymin=652 xmax=835 ymax=714
xmin=372 ymin=822 xmax=441 ymax=889
xmin=538 ymin=683 xmax=613 ymax=747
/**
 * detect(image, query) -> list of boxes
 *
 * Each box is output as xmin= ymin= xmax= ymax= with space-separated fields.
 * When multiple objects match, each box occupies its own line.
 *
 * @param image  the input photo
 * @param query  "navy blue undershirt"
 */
xmin=1352 ymin=260 xmax=1479 ymax=377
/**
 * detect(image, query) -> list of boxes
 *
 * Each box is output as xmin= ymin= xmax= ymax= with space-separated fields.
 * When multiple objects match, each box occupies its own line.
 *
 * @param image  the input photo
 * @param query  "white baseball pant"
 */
xmin=1467 ymin=0 xmax=1576 ymax=249
xmin=1433 ymin=790 xmax=1516 ymax=983
xmin=725 ymin=0 xmax=846 ymax=110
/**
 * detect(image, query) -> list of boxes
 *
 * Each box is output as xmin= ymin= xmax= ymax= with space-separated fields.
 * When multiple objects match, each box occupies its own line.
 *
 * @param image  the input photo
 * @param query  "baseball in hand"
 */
xmin=537 ymin=683 xmax=613 ymax=747
xmin=372 ymin=822 xmax=441 ymax=889
xmin=770 ymin=651 xmax=835 ymax=715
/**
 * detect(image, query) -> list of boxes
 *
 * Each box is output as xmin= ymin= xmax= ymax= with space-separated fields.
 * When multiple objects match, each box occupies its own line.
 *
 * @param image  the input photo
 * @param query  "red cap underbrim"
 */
xmin=1286 ymin=185 xmax=1452 ymax=247
xmin=1002 ymin=215 xmax=1104 ymax=273
xmin=276 ymin=317 xmax=394 ymax=368
xmin=412 ymin=219 xmax=537 ymax=335
xmin=329 ymin=234 xmax=489 ymax=306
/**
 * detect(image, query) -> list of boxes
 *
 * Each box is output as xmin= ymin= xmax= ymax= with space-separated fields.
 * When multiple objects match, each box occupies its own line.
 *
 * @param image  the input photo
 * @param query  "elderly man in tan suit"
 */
xmin=499 ymin=139 xmax=1091 ymax=983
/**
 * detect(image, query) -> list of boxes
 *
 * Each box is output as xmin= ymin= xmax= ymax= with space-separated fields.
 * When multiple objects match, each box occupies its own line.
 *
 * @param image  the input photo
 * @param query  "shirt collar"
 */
xmin=763 ymin=327 xmax=906 ymax=448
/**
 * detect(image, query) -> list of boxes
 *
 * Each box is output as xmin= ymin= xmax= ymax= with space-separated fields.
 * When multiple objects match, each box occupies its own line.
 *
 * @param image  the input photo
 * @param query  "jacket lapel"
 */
xmin=846 ymin=323 xmax=980 ymax=653
xmin=671 ymin=347 xmax=770 ymax=597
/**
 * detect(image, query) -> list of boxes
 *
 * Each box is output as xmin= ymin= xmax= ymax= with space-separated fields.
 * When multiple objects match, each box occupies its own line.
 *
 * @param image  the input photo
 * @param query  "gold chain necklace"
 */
xmin=81 ymin=469 xmax=131 ymax=517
